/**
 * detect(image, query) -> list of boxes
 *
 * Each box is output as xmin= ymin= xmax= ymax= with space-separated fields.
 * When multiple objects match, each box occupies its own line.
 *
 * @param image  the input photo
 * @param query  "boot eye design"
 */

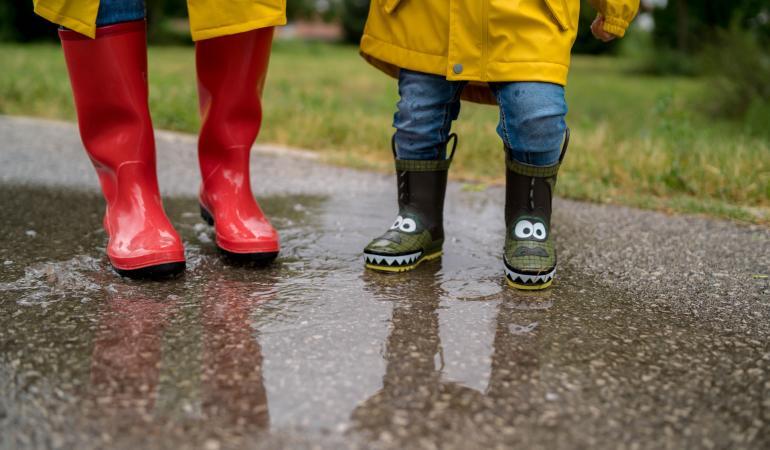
xmin=389 ymin=215 xmax=418 ymax=233
xmin=514 ymin=220 xmax=534 ymax=238
xmin=400 ymin=218 xmax=417 ymax=232
xmin=513 ymin=219 xmax=547 ymax=241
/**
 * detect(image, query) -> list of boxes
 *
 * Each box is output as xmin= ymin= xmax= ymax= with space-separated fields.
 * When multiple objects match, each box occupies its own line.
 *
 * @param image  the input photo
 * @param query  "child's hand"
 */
xmin=590 ymin=14 xmax=617 ymax=42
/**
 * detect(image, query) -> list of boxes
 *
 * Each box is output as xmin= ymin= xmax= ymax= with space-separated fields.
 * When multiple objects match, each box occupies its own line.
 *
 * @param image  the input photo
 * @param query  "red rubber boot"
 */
xmin=196 ymin=27 xmax=280 ymax=262
xmin=59 ymin=21 xmax=185 ymax=278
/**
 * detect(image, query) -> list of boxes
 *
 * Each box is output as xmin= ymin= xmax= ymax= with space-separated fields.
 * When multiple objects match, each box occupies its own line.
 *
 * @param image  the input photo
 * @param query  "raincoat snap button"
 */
xmin=453 ymin=63 xmax=463 ymax=74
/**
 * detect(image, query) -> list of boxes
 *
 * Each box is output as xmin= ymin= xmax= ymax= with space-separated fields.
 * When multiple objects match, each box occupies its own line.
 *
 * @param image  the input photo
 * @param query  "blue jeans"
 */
xmin=393 ymin=69 xmax=568 ymax=166
xmin=96 ymin=0 xmax=146 ymax=26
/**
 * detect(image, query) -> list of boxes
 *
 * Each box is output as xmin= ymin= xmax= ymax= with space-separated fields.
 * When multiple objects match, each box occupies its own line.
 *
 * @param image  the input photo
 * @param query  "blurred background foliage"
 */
xmin=0 ymin=0 xmax=768 ymax=222
xmin=4 ymin=1 xmax=769 ymax=53
xmin=4 ymin=0 xmax=766 ymax=133
xmin=4 ymin=0 xmax=768 ymax=59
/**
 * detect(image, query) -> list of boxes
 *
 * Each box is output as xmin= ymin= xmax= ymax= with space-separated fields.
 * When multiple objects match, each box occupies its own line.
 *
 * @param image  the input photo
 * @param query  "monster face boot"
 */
xmin=504 ymin=130 xmax=569 ymax=290
xmin=364 ymin=135 xmax=457 ymax=272
xmin=59 ymin=21 xmax=186 ymax=278
xmin=196 ymin=27 xmax=280 ymax=262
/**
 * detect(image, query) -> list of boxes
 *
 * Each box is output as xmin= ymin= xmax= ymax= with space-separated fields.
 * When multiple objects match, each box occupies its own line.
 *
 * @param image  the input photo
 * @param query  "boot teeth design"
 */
xmin=364 ymin=251 xmax=423 ymax=267
xmin=503 ymin=263 xmax=556 ymax=288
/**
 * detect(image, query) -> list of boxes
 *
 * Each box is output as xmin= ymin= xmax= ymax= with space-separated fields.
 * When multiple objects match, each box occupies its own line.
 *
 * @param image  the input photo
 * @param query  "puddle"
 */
xmin=0 ymin=185 xmax=767 ymax=449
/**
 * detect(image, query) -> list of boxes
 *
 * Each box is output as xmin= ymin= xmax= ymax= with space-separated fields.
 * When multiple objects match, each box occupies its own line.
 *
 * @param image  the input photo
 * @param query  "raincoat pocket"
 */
xmin=543 ymin=0 xmax=575 ymax=31
xmin=379 ymin=0 xmax=403 ymax=14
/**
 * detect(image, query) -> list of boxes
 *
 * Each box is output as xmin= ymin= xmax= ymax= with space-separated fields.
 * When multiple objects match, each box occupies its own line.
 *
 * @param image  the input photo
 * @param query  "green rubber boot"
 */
xmin=364 ymin=135 xmax=457 ymax=272
xmin=503 ymin=130 xmax=569 ymax=290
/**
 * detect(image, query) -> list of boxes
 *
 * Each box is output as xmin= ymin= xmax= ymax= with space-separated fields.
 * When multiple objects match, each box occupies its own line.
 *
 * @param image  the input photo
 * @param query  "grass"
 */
xmin=0 ymin=40 xmax=768 ymax=224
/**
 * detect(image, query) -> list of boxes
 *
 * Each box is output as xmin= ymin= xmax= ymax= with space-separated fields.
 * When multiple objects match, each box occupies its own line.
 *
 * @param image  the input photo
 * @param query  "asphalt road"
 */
xmin=0 ymin=116 xmax=768 ymax=449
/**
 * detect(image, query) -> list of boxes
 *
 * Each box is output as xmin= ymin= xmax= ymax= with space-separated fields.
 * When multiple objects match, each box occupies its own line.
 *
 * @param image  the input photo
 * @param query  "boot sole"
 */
xmin=200 ymin=205 xmax=279 ymax=263
xmin=113 ymin=261 xmax=186 ymax=280
xmin=364 ymin=250 xmax=442 ymax=273
xmin=503 ymin=263 xmax=556 ymax=290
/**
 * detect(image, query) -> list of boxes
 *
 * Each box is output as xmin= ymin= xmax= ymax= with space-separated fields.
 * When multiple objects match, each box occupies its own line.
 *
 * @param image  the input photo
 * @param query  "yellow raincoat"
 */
xmin=32 ymin=0 xmax=286 ymax=41
xmin=360 ymin=0 xmax=639 ymax=103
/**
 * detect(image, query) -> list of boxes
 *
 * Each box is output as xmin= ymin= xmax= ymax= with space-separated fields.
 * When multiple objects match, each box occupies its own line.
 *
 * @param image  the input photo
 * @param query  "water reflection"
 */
xmin=2 ymin=186 xmax=767 ymax=448
xmin=486 ymin=293 xmax=551 ymax=419
xmin=87 ymin=276 xmax=273 ymax=430
xmin=200 ymin=276 xmax=271 ymax=429
xmin=352 ymin=264 xmax=557 ymax=446
xmin=91 ymin=294 xmax=175 ymax=419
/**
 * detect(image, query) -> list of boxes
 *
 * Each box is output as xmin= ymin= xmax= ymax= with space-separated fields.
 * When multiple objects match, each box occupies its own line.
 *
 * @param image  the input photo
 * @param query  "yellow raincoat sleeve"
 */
xmin=590 ymin=0 xmax=640 ymax=37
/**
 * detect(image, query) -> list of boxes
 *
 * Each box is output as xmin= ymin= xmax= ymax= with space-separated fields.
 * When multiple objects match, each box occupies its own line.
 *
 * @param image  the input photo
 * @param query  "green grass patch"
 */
xmin=0 ymin=40 xmax=767 ymax=224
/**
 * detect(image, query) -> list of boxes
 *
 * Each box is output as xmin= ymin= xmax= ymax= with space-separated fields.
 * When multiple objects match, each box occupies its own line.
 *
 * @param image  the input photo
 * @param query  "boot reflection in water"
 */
xmin=486 ymin=294 xmax=550 ymax=421
xmin=201 ymin=277 xmax=273 ymax=428
xmin=89 ymin=278 xmax=273 ymax=429
xmin=353 ymin=267 xmax=552 ymax=446
xmin=352 ymin=266 xmax=486 ymax=444
xmin=90 ymin=294 xmax=176 ymax=418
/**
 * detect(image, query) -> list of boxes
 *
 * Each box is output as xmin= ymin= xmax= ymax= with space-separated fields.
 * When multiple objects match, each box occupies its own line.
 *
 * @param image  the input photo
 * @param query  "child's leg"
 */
xmin=490 ymin=82 xmax=568 ymax=290
xmin=393 ymin=69 xmax=466 ymax=160
xmin=491 ymin=82 xmax=567 ymax=166
xmin=363 ymin=69 xmax=465 ymax=272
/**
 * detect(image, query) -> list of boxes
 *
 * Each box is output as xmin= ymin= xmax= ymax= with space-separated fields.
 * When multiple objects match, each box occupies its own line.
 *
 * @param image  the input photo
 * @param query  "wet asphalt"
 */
xmin=0 ymin=116 xmax=768 ymax=449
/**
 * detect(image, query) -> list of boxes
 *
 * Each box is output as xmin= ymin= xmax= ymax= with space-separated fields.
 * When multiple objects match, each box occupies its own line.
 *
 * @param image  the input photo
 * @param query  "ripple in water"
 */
xmin=0 ymin=255 xmax=103 ymax=306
